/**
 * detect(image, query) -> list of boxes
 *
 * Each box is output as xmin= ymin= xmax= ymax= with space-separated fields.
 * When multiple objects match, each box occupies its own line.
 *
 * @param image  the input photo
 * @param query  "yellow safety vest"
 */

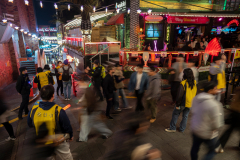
xmin=181 ymin=80 xmax=197 ymax=108
xmin=37 ymin=72 xmax=49 ymax=88
xmin=45 ymin=70 xmax=55 ymax=85
xmin=30 ymin=102 xmax=62 ymax=144
xmin=56 ymin=66 xmax=62 ymax=80
xmin=208 ymin=66 xmax=226 ymax=89
xmin=93 ymin=65 xmax=106 ymax=79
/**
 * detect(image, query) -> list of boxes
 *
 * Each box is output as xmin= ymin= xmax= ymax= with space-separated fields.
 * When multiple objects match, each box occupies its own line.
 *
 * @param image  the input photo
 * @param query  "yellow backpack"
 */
xmin=30 ymin=101 xmax=62 ymax=144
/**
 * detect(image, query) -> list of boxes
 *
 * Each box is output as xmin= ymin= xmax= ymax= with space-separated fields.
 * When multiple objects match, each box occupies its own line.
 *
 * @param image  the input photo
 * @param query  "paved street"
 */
xmin=0 ymin=81 xmax=240 ymax=160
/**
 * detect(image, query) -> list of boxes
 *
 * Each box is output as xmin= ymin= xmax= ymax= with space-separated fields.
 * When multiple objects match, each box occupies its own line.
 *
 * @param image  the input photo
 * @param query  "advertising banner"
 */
xmin=167 ymin=16 xmax=209 ymax=24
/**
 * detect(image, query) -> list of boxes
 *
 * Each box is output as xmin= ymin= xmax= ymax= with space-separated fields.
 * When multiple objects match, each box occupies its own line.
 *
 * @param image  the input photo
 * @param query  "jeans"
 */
xmin=79 ymin=110 xmax=112 ymax=142
xmin=135 ymin=90 xmax=144 ymax=112
xmin=63 ymin=81 xmax=72 ymax=99
xmin=57 ymin=80 xmax=63 ymax=95
xmin=171 ymin=81 xmax=180 ymax=102
xmin=19 ymin=94 xmax=29 ymax=118
xmin=146 ymin=98 xmax=158 ymax=119
xmin=113 ymin=88 xmax=128 ymax=110
xmin=191 ymin=133 xmax=217 ymax=160
xmin=170 ymin=106 xmax=190 ymax=131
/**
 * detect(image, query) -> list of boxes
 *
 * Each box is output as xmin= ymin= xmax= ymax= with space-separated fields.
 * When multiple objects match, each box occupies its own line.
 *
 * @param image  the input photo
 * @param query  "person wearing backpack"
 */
xmin=58 ymin=60 xmax=73 ymax=100
xmin=146 ymin=66 xmax=161 ymax=123
xmin=55 ymin=61 xmax=64 ymax=96
xmin=27 ymin=85 xmax=73 ymax=159
xmin=44 ymin=65 xmax=55 ymax=86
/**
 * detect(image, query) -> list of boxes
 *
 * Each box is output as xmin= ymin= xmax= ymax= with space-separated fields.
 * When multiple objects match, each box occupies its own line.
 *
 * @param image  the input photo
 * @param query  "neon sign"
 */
xmin=227 ymin=19 xmax=239 ymax=26
xmin=145 ymin=15 xmax=163 ymax=22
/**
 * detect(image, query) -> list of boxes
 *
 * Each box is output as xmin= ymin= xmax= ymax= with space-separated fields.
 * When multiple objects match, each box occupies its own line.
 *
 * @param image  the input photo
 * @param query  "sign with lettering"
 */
xmin=193 ymin=51 xmax=198 ymax=56
xmin=167 ymin=16 xmax=209 ymax=24
xmin=161 ymin=52 xmax=167 ymax=57
xmin=145 ymin=15 xmax=163 ymax=22
xmin=116 ymin=0 xmax=126 ymax=11
xmin=221 ymin=49 xmax=225 ymax=54
xmin=39 ymin=28 xmax=57 ymax=32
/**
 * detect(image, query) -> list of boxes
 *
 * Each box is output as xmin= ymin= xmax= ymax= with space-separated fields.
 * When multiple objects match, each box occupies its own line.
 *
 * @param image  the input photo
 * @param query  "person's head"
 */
xmin=37 ymin=67 xmax=43 ymax=73
xmin=115 ymin=62 xmax=122 ymax=71
xmin=44 ymin=65 xmax=50 ymax=70
xmin=64 ymin=59 xmax=68 ymax=66
xmin=183 ymin=68 xmax=195 ymax=89
xmin=213 ymin=56 xmax=222 ymax=66
xmin=200 ymin=41 xmax=204 ymax=47
xmin=93 ymin=60 xmax=99 ymax=67
xmin=137 ymin=64 xmax=143 ymax=73
xmin=203 ymin=81 xmax=218 ymax=95
xmin=186 ymin=41 xmax=191 ymax=47
xmin=177 ymin=54 xmax=184 ymax=62
xmin=40 ymin=85 xmax=55 ymax=102
xmin=187 ymin=59 xmax=195 ymax=68
xmin=57 ymin=61 xmax=62 ymax=66
xmin=107 ymin=65 xmax=115 ymax=75
xmin=202 ymin=38 xmax=205 ymax=42
xmin=148 ymin=66 xmax=156 ymax=76
xmin=19 ymin=67 xmax=27 ymax=75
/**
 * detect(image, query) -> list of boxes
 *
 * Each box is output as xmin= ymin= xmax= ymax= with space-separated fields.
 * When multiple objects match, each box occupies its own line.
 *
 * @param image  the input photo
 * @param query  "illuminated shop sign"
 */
xmin=116 ymin=0 xmax=126 ymax=11
xmin=167 ymin=16 xmax=209 ymax=24
xmin=227 ymin=19 xmax=239 ymax=26
xmin=39 ymin=28 xmax=57 ymax=32
xmin=145 ymin=15 xmax=163 ymax=22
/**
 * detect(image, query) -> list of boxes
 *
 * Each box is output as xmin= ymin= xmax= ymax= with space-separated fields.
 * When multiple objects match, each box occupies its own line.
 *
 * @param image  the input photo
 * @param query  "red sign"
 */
xmin=227 ymin=19 xmax=239 ymax=26
xmin=167 ymin=16 xmax=209 ymax=24
xmin=145 ymin=15 xmax=163 ymax=22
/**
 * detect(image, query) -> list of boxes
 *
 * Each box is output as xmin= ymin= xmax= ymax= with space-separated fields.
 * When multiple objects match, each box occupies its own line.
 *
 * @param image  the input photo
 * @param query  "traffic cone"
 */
xmin=33 ymin=76 xmax=38 ymax=88
xmin=29 ymin=88 xmax=34 ymax=97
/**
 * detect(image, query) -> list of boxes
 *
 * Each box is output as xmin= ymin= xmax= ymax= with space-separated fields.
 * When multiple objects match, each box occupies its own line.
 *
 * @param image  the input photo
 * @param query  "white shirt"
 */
xmin=204 ymin=41 xmax=208 ymax=47
xmin=135 ymin=73 xmax=143 ymax=90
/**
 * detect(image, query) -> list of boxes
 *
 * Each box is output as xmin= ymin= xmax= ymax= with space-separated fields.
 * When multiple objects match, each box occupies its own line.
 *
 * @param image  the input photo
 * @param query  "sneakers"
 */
xmin=5 ymin=136 xmax=16 ymax=141
xmin=65 ymin=98 xmax=68 ymax=101
xmin=215 ymin=145 xmax=224 ymax=153
xmin=106 ymin=116 xmax=113 ymax=120
xmin=68 ymin=98 xmax=71 ymax=101
xmin=165 ymin=128 xmax=176 ymax=133
xmin=115 ymin=108 xmax=122 ymax=111
xmin=150 ymin=118 xmax=156 ymax=123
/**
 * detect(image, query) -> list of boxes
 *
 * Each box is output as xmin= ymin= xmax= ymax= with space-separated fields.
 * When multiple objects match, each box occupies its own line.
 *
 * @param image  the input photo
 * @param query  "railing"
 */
xmin=89 ymin=46 xmax=110 ymax=67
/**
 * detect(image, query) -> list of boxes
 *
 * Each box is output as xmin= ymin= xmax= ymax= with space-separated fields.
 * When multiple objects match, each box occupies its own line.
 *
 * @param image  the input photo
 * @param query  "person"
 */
xmin=165 ymin=68 xmax=197 ymax=133
xmin=58 ymin=60 xmax=73 ymax=100
xmin=190 ymin=82 xmax=224 ymax=160
xmin=128 ymin=64 xmax=149 ymax=112
xmin=179 ymin=59 xmax=199 ymax=83
xmin=88 ymin=60 xmax=104 ymax=101
xmin=103 ymin=65 xmax=116 ymax=120
xmin=215 ymin=88 xmax=240 ymax=153
xmin=200 ymin=41 xmax=206 ymax=50
xmin=16 ymin=67 xmax=31 ymax=119
xmin=202 ymin=37 xmax=208 ymax=47
xmin=191 ymin=38 xmax=198 ymax=49
xmin=146 ymin=66 xmax=161 ymax=123
xmin=168 ymin=54 xmax=187 ymax=104
xmin=43 ymin=65 xmax=54 ymax=85
xmin=55 ymin=61 xmax=63 ymax=96
xmin=113 ymin=63 xmax=130 ymax=111
xmin=34 ymin=67 xmax=44 ymax=91
xmin=163 ymin=40 xmax=168 ymax=51
xmin=27 ymin=85 xmax=73 ymax=160
xmin=181 ymin=41 xmax=192 ymax=51
xmin=0 ymin=90 xmax=16 ymax=141
xmin=209 ymin=55 xmax=226 ymax=101
xmin=78 ymin=82 xmax=112 ymax=142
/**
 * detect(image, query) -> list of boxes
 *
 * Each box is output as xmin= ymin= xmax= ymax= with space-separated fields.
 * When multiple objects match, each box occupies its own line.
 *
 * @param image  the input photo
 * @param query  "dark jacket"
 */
xmin=128 ymin=72 xmax=148 ymax=94
xmin=103 ymin=74 xmax=116 ymax=99
xmin=89 ymin=66 xmax=102 ymax=85
xmin=27 ymin=101 xmax=73 ymax=138
xmin=34 ymin=74 xmax=42 ymax=91
xmin=16 ymin=73 xmax=31 ymax=95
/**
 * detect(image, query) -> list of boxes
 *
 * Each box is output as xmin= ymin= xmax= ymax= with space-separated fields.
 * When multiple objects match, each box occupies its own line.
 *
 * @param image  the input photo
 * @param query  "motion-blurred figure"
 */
xmin=165 ymin=68 xmax=197 ymax=133
xmin=215 ymin=88 xmax=240 ymax=153
xmin=55 ymin=61 xmax=64 ymax=96
xmin=78 ymin=81 xmax=112 ymax=142
xmin=128 ymin=64 xmax=149 ymax=112
xmin=190 ymin=82 xmax=224 ymax=160
xmin=28 ymin=85 xmax=73 ymax=160
xmin=104 ymin=112 xmax=162 ymax=160
xmin=34 ymin=67 xmax=44 ymax=91
xmin=146 ymin=66 xmax=161 ymax=123
xmin=0 ymin=90 xmax=16 ymax=141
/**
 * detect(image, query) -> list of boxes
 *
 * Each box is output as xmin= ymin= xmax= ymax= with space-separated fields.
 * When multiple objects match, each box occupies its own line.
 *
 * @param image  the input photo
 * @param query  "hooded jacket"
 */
xmin=145 ymin=73 xmax=161 ymax=99
xmin=209 ymin=62 xmax=226 ymax=90
xmin=16 ymin=73 xmax=31 ymax=95
xmin=191 ymin=92 xmax=224 ymax=139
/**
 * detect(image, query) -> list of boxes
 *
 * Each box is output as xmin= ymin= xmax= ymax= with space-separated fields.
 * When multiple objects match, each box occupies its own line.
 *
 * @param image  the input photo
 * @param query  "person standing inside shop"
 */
xmin=16 ymin=67 xmax=31 ymax=119
xmin=168 ymin=54 xmax=187 ymax=105
xmin=58 ymin=60 xmax=73 ymax=100
xmin=55 ymin=61 xmax=64 ymax=96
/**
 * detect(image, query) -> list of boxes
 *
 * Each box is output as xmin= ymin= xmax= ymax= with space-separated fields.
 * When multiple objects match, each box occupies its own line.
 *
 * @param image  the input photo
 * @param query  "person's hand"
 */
xmin=170 ymin=71 xmax=175 ymax=74
xmin=108 ymin=98 xmax=113 ymax=101
xmin=69 ymin=137 xmax=74 ymax=142
xmin=176 ymin=107 xmax=180 ymax=110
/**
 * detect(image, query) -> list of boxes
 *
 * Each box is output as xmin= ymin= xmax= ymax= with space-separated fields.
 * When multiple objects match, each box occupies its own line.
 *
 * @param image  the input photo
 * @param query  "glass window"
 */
xmin=145 ymin=23 xmax=162 ymax=38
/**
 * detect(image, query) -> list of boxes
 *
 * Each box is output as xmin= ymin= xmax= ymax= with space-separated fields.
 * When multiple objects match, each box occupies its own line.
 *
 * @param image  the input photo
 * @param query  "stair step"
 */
xmin=102 ymin=63 xmax=109 ymax=69
xmin=105 ymin=61 xmax=116 ymax=66
xmin=109 ymin=58 xmax=119 ymax=63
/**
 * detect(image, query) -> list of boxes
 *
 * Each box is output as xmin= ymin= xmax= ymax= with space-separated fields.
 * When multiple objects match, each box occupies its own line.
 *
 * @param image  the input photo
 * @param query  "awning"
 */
xmin=106 ymin=13 xmax=124 ymax=25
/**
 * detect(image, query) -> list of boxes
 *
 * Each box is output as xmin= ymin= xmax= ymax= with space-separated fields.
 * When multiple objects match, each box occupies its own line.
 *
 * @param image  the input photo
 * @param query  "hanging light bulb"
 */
xmin=81 ymin=5 xmax=83 ymax=12
xmin=15 ymin=26 xmax=19 ymax=30
xmin=20 ymin=29 xmax=24 ymax=32
xmin=54 ymin=3 xmax=58 ymax=10
xmin=68 ymin=4 xmax=70 ymax=11
xmin=93 ymin=6 xmax=95 ymax=12
xmin=28 ymin=33 xmax=31 ymax=36
xmin=25 ymin=0 xmax=29 ymax=6
xmin=24 ymin=31 xmax=27 ymax=34
xmin=117 ymin=8 xmax=119 ymax=13
xmin=40 ymin=1 xmax=43 ymax=8
xmin=148 ymin=9 xmax=152 ymax=14
xmin=137 ymin=9 xmax=141 ymax=14
xmin=106 ymin=7 xmax=108 ymax=13
xmin=10 ymin=23 xmax=12 ymax=27
xmin=2 ymin=14 xmax=7 ymax=23
xmin=8 ymin=0 xmax=13 ymax=3
xmin=128 ymin=8 xmax=130 ymax=14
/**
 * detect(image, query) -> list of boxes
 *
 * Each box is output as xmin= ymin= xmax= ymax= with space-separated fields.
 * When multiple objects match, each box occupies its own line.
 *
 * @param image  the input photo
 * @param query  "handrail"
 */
xmin=89 ymin=46 xmax=110 ymax=66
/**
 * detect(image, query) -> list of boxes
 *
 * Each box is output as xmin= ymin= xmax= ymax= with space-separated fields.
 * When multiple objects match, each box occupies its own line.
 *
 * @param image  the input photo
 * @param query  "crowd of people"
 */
xmin=0 ymin=49 xmax=239 ymax=160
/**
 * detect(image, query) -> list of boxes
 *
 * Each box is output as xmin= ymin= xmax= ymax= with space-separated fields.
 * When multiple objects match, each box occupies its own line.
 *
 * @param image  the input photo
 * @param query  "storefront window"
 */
xmin=145 ymin=23 xmax=163 ymax=38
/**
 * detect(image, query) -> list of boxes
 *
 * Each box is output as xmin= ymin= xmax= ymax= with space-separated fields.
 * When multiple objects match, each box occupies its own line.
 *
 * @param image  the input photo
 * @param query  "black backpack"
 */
xmin=62 ymin=67 xmax=71 ymax=81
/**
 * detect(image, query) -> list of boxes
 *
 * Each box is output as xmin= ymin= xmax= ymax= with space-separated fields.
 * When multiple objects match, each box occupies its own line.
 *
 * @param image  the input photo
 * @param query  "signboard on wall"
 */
xmin=167 ymin=16 xmax=209 ymax=24
xmin=145 ymin=15 xmax=163 ymax=22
